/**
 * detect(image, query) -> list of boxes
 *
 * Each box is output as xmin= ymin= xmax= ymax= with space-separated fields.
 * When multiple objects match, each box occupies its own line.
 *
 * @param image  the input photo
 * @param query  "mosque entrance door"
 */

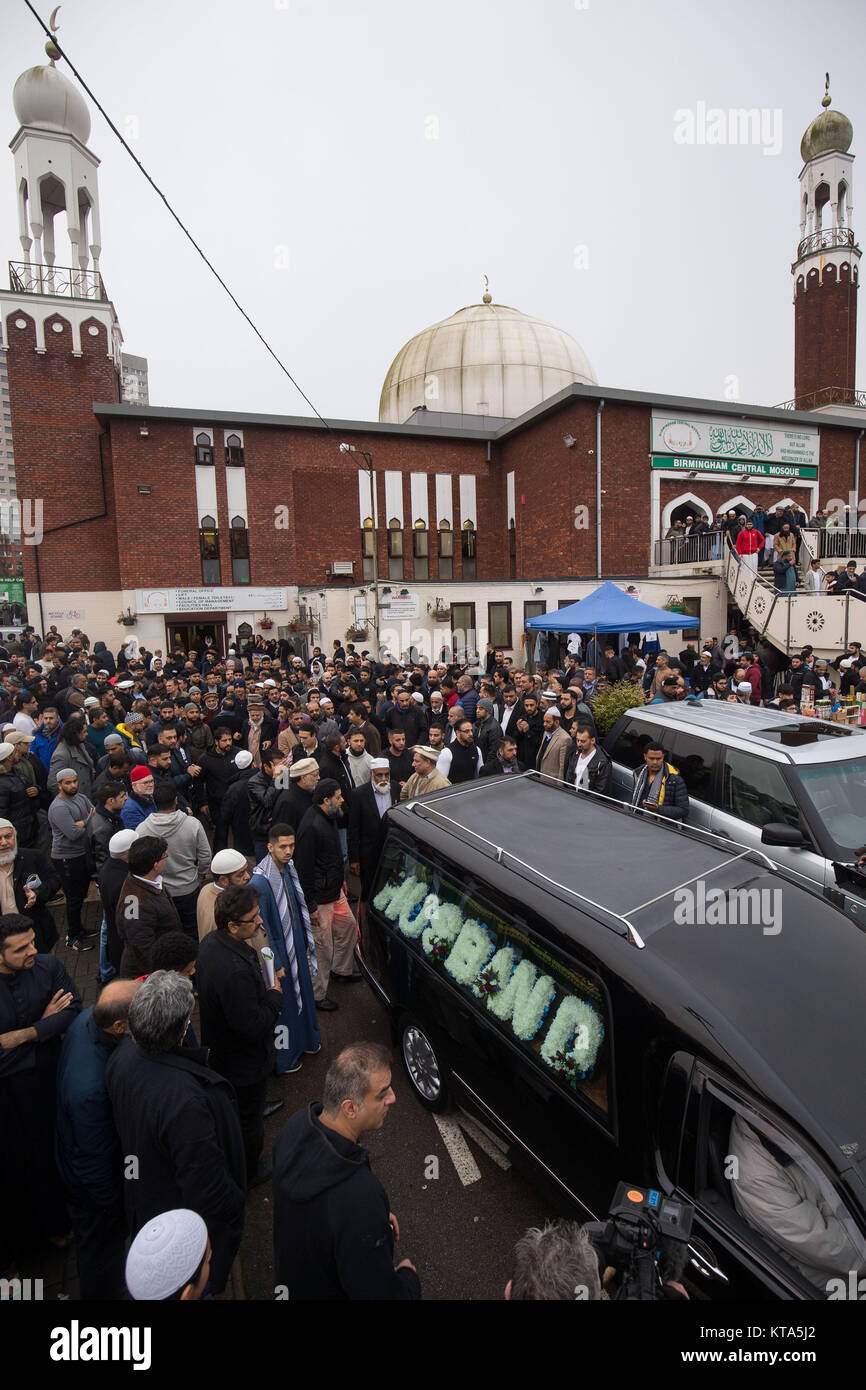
xmin=165 ymin=617 xmax=228 ymax=659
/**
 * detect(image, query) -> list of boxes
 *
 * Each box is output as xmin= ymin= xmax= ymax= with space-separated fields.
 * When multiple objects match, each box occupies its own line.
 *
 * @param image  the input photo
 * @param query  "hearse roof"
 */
xmin=392 ymin=775 xmax=866 ymax=1170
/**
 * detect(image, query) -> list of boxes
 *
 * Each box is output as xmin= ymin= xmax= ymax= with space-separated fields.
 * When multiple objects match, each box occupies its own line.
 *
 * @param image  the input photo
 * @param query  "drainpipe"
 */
xmin=855 ymin=429 xmax=864 ymax=528
xmin=596 ymin=399 xmax=605 ymax=579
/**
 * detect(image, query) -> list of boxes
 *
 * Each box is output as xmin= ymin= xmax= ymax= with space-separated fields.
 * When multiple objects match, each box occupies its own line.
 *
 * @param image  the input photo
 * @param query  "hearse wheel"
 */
xmin=399 ymin=1017 xmax=451 ymax=1113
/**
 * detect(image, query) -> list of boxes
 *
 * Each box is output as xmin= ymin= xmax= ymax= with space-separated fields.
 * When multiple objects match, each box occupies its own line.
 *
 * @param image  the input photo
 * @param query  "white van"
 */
xmin=604 ymin=703 xmax=866 ymax=924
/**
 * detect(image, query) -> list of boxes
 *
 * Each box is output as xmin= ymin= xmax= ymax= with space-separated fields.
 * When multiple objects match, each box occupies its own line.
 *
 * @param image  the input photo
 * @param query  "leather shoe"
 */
xmin=315 ymin=998 xmax=338 ymax=1012
xmin=331 ymin=971 xmax=363 ymax=983
xmin=263 ymin=1099 xmax=284 ymax=1118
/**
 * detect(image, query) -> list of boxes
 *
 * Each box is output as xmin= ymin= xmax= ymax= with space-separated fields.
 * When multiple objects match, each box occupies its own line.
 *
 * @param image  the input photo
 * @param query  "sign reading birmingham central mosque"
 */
xmin=651 ymin=411 xmax=820 ymax=471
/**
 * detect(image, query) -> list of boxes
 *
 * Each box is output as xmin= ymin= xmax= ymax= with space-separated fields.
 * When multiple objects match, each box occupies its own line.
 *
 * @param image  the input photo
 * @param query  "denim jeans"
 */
xmin=99 ymin=913 xmax=116 ymax=984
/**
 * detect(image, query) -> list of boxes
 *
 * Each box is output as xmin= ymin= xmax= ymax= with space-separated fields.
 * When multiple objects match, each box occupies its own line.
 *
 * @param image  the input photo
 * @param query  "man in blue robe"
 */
xmin=250 ymin=823 xmax=320 ymax=1075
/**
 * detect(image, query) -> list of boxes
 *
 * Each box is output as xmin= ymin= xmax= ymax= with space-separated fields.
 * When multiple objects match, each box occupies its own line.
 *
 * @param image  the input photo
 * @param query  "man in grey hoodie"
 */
xmin=138 ymin=783 xmax=211 ymax=938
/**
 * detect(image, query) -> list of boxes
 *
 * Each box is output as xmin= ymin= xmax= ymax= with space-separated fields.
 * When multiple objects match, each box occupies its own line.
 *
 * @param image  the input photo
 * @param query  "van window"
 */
xmin=723 ymin=750 xmax=800 ymax=830
xmin=699 ymin=1086 xmax=866 ymax=1296
xmin=371 ymin=840 xmax=610 ymax=1120
xmin=669 ymin=734 xmax=718 ymax=802
xmin=607 ymin=718 xmax=653 ymax=771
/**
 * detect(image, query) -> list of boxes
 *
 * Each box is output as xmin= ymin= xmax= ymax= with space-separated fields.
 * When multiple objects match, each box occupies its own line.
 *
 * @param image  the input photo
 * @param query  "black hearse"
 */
xmin=358 ymin=772 xmax=866 ymax=1301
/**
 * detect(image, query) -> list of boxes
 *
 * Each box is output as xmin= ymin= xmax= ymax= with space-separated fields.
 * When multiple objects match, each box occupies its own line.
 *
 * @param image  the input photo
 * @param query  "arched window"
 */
xmin=438 ymin=519 xmax=453 ymax=580
xmin=194 ymin=431 xmax=214 ymax=465
xmin=838 ymin=181 xmax=848 ymax=228
xmin=413 ymin=518 xmax=429 ymax=581
xmin=361 ymin=516 xmax=375 ymax=582
xmin=462 ymin=518 xmax=477 ymax=580
xmin=388 ymin=517 xmax=404 ymax=582
xmin=815 ymin=182 xmax=830 ymax=233
xmin=199 ymin=514 xmax=220 ymax=585
xmin=230 ymin=514 xmax=250 ymax=584
xmin=225 ymin=432 xmax=245 ymax=466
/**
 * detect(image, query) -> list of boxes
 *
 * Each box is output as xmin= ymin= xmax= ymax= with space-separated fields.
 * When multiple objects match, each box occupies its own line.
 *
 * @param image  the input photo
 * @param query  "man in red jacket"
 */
xmin=735 ymin=518 xmax=764 ymax=575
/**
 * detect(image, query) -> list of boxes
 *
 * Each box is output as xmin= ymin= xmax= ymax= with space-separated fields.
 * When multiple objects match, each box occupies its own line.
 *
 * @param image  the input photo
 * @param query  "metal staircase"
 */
xmin=724 ymin=531 xmax=866 ymax=658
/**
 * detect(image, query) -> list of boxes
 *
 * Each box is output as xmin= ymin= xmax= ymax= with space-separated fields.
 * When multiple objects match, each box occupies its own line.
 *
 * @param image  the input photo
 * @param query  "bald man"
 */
xmin=56 ymin=979 xmax=142 ymax=1299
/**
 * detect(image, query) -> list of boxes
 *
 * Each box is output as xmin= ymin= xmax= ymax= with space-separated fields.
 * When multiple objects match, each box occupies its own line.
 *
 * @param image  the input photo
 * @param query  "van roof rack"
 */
xmin=407 ymin=771 xmax=786 ymax=949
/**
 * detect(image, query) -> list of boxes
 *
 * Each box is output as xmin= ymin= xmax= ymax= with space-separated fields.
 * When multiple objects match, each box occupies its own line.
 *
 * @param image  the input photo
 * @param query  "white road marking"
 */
xmin=433 ymin=1113 xmax=482 ymax=1186
xmin=457 ymin=1110 xmax=512 ymax=1172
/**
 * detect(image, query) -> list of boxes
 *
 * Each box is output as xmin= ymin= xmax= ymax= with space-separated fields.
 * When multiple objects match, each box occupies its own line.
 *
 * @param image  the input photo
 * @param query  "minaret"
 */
xmin=1 ymin=21 xmax=123 ymax=627
xmin=792 ymin=76 xmax=860 ymax=409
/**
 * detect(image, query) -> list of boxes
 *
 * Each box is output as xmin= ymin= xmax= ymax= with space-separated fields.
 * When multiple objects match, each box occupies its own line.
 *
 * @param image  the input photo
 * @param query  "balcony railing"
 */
xmin=8 ymin=261 xmax=107 ymax=301
xmin=653 ymin=532 xmax=727 ymax=567
xmin=795 ymin=226 xmax=857 ymax=260
xmin=810 ymin=526 xmax=866 ymax=561
xmin=775 ymin=386 xmax=866 ymax=412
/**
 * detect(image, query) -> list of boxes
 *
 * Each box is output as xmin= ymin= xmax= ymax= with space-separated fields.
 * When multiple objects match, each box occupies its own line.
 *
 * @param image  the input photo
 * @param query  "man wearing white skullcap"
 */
xmin=197 ymin=848 xmax=253 ymax=944
xmin=96 ymin=830 xmax=139 ymax=978
xmin=126 ymin=1209 xmax=211 ymax=1301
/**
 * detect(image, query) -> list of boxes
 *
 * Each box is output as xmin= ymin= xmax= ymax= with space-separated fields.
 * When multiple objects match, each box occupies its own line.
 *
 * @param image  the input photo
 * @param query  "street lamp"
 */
xmin=339 ymin=442 xmax=379 ymax=655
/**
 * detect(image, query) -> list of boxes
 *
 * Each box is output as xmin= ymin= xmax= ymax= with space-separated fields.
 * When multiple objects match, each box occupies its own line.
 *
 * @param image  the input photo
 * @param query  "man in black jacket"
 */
xmin=247 ymin=746 xmax=288 ymax=860
xmin=97 ymin=829 xmax=137 ymax=977
xmin=273 ymin=1041 xmax=420 ymax=1300
xmin=196 ymin=884 xmax=285 ymax=1188
xmin=630 ymin=744 xmax=689 ymax=822
xmin=271 ymin=757 xmax=320 ymax=834
xmin=563 ymin=724 xmax=613 ymax=797
xmin=480 ymin=737 xmax=525 ymax=778
xmin=220 ymin=750 xmax=255 ymax=856
xmin=514 ymin=695 xmax=544 ymax=769
xmin=198 ymin=728 xmax=240 ymax=853
xmin=106 ymin=970 xmax=246 ymax=1295
xmin=348 ymin=760 xmax=400 ymax=903
xmin=295 ymin=780 xmax=360 ymax=1005
xmin=86 ymin=782 xmax=127 ymax=871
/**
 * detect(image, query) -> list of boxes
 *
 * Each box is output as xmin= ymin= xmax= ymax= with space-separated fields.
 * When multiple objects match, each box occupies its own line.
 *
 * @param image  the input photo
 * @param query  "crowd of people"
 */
xmin=663 ymin=501 xmax=866 ymax=598
xmin=0 ymin=616 xmax=852 ymax=1301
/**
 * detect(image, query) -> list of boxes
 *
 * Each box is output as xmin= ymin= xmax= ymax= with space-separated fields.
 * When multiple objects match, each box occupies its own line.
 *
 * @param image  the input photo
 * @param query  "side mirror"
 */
xmin=761 ymin=823 xmax=805 ymax=848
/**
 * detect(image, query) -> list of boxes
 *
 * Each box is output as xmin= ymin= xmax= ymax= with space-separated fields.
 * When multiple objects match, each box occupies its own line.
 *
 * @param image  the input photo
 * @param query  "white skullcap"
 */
xmin=369 ymin=757 xmax=390 ymax=770
xmin=126 ymin=1209 xmax=208 ymax=1301
xmin=109 ymin=829 xmax=139 ymax=856
xmin=546 ymin=707 xmax=561 ymax=719
xmin=411 ymin=692 xmax=424 ymax=703
xmin=0 ymin=818 xmax=15 ymax=832
xmin=234 ymin=750 xmax=253 ymax=769
xmin=736 ymin=681 xmax=753 ymax=695
xmin=211 ymin=848 xmax=248 ymax=876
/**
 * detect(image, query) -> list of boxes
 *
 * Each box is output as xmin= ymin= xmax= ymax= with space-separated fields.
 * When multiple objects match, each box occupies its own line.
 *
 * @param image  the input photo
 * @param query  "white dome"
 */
xmin=13 ymin=63 xmax=91 ymax=145
xmin=379 ymin=300 xmax=596 ymax=424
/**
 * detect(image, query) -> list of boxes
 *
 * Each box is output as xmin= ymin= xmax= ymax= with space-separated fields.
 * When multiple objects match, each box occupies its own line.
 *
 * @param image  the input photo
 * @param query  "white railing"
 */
xmin=653 ymin=532 xmax=726 ymax=567
xmin=724 ymin=536 xmax=866 ymax=656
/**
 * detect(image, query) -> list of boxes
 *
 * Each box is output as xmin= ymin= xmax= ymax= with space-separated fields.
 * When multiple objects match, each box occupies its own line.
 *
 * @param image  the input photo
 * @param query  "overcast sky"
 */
xmin=2 ymin=0 xmax=864 ymax=423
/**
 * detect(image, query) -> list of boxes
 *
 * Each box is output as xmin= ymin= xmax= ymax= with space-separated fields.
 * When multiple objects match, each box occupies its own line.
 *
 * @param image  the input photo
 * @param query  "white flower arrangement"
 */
xmin=474 ymin=945 xmax=515 ymax=1000
xmin=487 ymin=956 xmax=556 ymax=1041
xmin=373 ymin=879 xmax=401 ymax=914
xmin=444 ymin=919 xmax=495 ymax=988
xmin=421 ymin=902 xmax=464 ymax=962
xmin=397 ymin=880 xmax=431 ymax=937
xmin=540 ymin=995 xmax=605 ymax=1081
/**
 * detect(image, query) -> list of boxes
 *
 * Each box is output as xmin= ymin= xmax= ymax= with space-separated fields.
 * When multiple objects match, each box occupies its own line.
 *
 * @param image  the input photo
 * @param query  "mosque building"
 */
xmin=1 ymin=34 xmax=864 ymax=660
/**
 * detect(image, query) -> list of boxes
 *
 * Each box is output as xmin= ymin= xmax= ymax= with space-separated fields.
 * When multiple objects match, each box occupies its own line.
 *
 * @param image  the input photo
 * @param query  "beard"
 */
xmin=0 ymin=850 xmax=15 ymax=865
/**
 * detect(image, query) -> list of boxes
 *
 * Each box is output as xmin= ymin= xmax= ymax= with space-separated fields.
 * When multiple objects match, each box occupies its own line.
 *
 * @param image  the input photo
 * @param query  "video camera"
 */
xmin=583 ymin=1181 xmax=694 ymax=1301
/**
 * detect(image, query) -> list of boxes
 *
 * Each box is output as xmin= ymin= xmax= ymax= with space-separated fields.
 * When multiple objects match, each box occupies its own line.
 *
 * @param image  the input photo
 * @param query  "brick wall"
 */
xmin=3 ymin=309 xmax=121 ymax=595
xmin=794 ymin=262 xmax=859 ymax=400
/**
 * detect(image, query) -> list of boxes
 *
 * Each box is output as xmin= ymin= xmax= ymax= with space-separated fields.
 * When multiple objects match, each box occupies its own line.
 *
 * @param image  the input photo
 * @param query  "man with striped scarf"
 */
xmin=250 ymin=824 xmax=321 ymax=1076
